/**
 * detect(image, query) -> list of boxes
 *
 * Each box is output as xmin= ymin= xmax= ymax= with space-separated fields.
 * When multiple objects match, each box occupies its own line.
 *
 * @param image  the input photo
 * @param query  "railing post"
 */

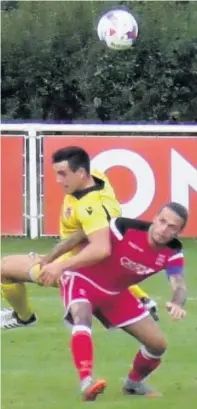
xmin=28 ymin=126 xmax=39 ymax=239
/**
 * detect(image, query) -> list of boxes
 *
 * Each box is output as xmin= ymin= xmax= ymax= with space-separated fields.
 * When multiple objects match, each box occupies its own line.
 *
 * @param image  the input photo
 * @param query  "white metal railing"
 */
xmin=1 ymin=123 xmax=197 ymax=134
xmin=1 ymin=123 xmax=197 ymax=238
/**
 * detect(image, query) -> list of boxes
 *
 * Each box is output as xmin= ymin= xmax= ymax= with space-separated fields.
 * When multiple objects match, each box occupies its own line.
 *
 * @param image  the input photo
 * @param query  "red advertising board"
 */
xmin=43 ymin=137 xmax=197 ymax=237
xmin=1 ymin=137 xmax=24 ymax=235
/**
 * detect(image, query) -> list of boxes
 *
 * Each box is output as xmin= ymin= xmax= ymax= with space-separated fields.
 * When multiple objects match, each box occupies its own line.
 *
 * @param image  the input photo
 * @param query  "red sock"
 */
xmin=128 ymin=346 xmax=162 ymax=382
xmin=71 ymin=325 xmax=93 ymax=381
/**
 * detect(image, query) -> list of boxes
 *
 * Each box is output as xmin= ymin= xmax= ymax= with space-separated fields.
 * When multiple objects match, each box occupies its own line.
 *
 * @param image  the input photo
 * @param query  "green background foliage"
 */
xmin=2 ymin=1 xmax=197 ymax=121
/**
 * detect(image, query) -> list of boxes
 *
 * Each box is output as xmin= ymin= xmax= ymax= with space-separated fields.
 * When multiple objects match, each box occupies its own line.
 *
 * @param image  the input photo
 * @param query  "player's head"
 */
xmin=52 ymin=146 xmax=91 ymax=193
xmin=149 ymin=202 xmax=188 ymax=246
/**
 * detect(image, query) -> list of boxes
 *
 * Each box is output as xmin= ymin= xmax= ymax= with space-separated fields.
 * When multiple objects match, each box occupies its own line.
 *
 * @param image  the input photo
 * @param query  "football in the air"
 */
xmin=97 ymin=7 xmax=138 ymax=50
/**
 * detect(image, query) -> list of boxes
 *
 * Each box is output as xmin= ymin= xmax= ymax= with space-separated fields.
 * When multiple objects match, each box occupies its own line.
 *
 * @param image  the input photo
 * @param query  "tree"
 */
xmin=1 ymin=1 xmax=197 ymax=121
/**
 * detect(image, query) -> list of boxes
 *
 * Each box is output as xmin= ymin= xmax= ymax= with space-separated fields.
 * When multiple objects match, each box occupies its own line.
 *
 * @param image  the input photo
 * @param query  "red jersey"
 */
xmin=64 ymin=217 xmax=184 ymax=293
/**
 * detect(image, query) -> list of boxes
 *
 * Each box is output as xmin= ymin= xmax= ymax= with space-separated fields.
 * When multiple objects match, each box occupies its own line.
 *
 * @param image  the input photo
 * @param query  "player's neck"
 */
xmin=79 ymin=175 xmax=95 ymax=190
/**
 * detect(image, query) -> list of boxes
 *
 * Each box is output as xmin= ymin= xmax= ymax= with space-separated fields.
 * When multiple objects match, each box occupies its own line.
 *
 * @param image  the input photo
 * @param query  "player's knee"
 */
xmin=28 ymin=263 xmax=41 ymax=283
xmin=72 ymin=324 xmax=92 ymax=336
xmin=146 ymin=336 xmax=168 ymax=357
xmin=70 ymin=302 xmax=92 ymax=327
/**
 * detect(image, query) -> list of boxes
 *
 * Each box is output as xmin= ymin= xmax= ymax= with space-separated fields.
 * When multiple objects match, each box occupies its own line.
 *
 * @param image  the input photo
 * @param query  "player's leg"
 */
xmin=0 ymin=252 xmax=76 ymax=329
xmin=128 ymin=285 xmax=159 ymax=321
xmin=0 ymin=282 xmax=36 ymax=329
xmin=61 ymin=275 xmax=106 ymax=401
xmin=123 ymin=315 xmax=166 ymax=396
xmin=0 ymin=254 xmax=41 ymax=328
xmin=100 ymin=290 xmax=165 ymax=396
xmin=1 ymin=253 xmax=42 ymax=281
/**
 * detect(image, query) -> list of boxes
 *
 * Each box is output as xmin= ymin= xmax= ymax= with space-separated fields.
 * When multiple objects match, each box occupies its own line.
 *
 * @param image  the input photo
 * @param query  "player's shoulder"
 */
xmin=112 ymin=217 xmax=151 ymax=236
xmin=75 ymin=189 xmax=107 ymax=219
xmin=91 ymin=169 xmax=107 ymax=182
xmin=113 ymin=217 xmax=183 ymax=249
xmin=76 ymin=192 xmax=102 ymax=210
xmin=71 ymin=170 xmax=105 ymax=202
xmin=91 ymin=169 xmax=116 ymax=193
xmin=62 ymin=193 xmax=76 ymax=206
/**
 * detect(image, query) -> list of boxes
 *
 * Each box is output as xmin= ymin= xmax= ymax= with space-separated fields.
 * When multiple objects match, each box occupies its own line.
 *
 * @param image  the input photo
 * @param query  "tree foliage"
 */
xmin=1 ymin=0 xmax=197 ymax=121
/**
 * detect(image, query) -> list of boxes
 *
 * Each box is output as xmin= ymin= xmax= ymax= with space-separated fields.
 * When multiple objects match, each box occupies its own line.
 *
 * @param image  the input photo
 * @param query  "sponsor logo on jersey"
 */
xmin=120 ymin=256 xmax=155 ymax=276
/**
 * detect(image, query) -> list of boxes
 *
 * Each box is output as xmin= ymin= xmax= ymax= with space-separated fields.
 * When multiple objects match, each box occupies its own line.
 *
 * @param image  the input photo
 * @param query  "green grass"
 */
xmin=1 ymin=238 xmax=197 ymax=409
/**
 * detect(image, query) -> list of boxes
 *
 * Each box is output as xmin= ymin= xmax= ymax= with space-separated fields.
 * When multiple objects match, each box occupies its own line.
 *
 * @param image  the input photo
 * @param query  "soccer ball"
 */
xmin=97 ymin=7 xmax=138 ymax=50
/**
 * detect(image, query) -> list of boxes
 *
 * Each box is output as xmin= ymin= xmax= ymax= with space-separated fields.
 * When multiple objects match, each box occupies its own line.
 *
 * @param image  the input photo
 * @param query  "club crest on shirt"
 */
xmin=155 ymin=253 xmax=166 ymax=266
xmin=64 ymin=207 xmax=72 ymax=218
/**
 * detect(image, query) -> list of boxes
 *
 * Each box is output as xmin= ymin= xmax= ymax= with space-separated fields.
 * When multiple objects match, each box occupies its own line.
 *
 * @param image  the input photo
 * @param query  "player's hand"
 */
xmin=38 ymin=256 xmax=52 ymax=269
xmin=166 ymin=301 xmax=186 ymax=320
xmin=39 ymin=262 xmax=64 ymax=286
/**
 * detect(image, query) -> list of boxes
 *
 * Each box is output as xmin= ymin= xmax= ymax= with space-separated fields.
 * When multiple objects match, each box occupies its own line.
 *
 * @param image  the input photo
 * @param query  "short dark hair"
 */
xmin=52 ymin=146 xmax=90 ymax=173
xmin=161 ymin=201 xmax=188 ymax=229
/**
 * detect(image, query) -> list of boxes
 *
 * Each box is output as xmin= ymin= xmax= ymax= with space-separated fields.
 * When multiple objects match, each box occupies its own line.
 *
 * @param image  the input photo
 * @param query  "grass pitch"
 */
xmin=1 ymin=238 xmax=197 ymax=409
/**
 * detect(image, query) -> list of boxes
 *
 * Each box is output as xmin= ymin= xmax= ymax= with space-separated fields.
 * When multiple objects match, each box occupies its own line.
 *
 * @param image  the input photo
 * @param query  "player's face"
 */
xmin=150 ymin=207 xmax=184 ymax=246
xmin=53 ymin=161 xmax=86 ymax=194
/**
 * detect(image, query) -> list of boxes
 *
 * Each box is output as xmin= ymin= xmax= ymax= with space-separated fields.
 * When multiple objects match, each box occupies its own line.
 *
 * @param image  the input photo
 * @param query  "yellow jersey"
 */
xmin=60 ymin=169 xmax=121 ymax=240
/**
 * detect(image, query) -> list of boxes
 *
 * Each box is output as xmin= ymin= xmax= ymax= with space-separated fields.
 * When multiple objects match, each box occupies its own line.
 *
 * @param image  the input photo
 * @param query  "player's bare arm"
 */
xmin=166 ymin=275 xmax=187 ymax=320
xmin=39 ymin=227 xmax=111 ymax=286
xmin=169 ymin=274 xmax=187 ymax=307
xmin=61 ymin=227 xmax=111 ymax=267
xmin=40 ymin=230 xmax=87 ymax=266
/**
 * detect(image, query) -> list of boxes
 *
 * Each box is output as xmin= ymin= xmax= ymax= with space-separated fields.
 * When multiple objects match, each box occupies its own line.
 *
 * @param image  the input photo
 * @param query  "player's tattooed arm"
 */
xmin=40 ymin=230 xmax=87 ymax=265
xmin=169 ymin=275 xmax=187 ymax=307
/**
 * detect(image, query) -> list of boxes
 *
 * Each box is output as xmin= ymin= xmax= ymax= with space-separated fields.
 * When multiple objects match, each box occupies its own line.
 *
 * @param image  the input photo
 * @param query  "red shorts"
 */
xmin=60 ymin=273 xmax=149 ymax=328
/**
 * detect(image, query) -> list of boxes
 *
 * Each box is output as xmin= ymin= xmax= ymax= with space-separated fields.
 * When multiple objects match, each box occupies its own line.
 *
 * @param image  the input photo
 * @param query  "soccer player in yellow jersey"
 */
xmin=1 ymin=146 xmax=158 ymax=329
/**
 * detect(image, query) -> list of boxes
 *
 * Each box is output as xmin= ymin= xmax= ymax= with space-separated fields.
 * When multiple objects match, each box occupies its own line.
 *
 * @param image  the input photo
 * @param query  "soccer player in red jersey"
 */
xmin=40 ymin=202 xmax=188 ymax=401
xmin=1 ymin=146 xmax=157 ymax=329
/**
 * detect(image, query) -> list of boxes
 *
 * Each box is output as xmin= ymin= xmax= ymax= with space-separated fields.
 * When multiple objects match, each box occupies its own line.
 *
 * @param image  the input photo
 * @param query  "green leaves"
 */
xmin=1 ymin=1 xmax=197 ymax=121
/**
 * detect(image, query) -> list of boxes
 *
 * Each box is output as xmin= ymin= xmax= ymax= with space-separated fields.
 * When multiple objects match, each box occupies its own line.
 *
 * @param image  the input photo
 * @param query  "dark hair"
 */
xmin=52 ymin=146 xmax=90 ymax=173
xmin=161 ymin=202 xmax=188 ymax=229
